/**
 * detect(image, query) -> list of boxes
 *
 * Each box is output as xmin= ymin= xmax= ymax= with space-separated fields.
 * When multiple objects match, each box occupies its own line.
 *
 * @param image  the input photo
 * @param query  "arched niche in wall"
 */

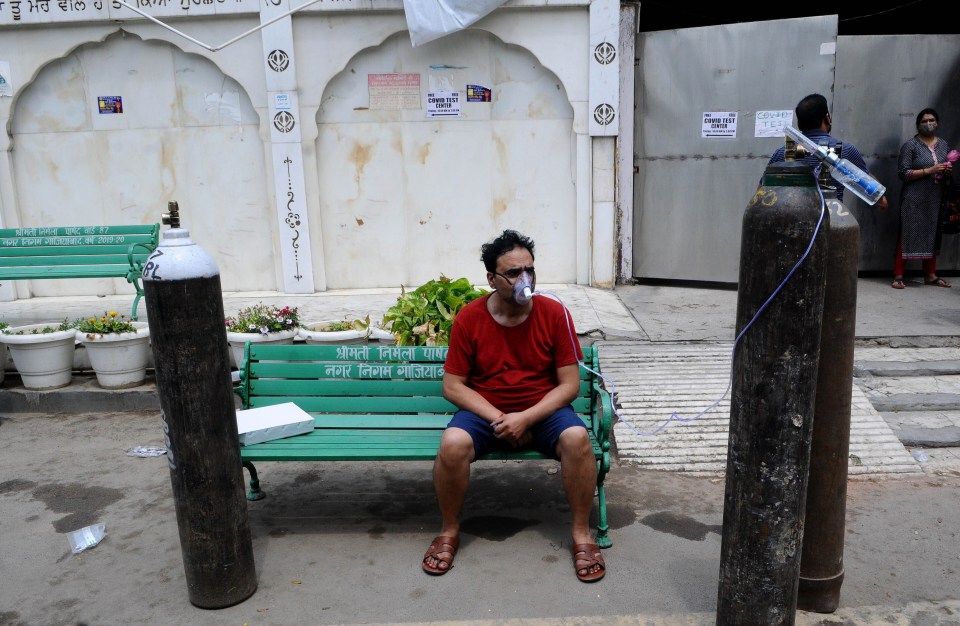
xmin=315 ymin=30 xmax=575 ymax=289
xmin=9 ymin=31 xmax=275 ymax=295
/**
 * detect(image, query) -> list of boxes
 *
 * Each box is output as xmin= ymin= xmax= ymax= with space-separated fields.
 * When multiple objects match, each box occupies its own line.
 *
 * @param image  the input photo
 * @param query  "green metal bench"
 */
xmin=0 ymin=224 xmax=160 ymax=320
xmin=237 ymin=342 xmax=613 ymax=547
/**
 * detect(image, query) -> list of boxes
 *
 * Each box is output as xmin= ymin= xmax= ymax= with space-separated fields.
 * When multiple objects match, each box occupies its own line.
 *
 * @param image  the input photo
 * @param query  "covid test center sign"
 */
xmin=701 ymin=112 xmax=738 ymax=138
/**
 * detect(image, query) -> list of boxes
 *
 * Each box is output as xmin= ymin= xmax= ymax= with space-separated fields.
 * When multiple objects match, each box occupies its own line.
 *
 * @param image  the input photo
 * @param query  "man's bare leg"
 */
xmin=557 ymin=427 xmax=603 ymax=578
xmin=423 ymin=427 xmax=474 ymax=573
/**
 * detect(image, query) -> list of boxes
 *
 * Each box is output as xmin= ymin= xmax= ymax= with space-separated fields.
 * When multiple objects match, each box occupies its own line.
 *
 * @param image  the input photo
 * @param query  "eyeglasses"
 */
xmin=494 ymin=266 xmax=535 ymax=281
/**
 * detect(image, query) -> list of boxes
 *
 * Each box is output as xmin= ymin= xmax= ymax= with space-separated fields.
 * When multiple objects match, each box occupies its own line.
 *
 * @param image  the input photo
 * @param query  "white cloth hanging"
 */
xmin=402 ymin=0 xmax=510 ymax=46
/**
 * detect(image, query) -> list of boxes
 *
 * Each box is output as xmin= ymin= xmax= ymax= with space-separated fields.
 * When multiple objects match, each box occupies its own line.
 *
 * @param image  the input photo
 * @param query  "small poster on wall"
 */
xmin=466 ymin=84 xmax=491 ymax=102
xmin=98 ymin=96 xmax=123 ymax=114
xmin=0 ymin=61 xmax=12 ymax=97
xmin=701 ymin=111 xmax=738 ymax=138
xmin=368 ymin=73 xmax=421 ymax=110
xmin=426 ymin=91 xmax=461 ymax=118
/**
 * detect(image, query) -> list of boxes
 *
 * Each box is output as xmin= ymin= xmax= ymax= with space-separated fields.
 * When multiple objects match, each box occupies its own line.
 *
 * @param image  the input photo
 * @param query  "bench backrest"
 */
xmin=239 ymin=343 xmax=600 ymax=430
xmin=0 ymin=225 xmax=160 ymax=270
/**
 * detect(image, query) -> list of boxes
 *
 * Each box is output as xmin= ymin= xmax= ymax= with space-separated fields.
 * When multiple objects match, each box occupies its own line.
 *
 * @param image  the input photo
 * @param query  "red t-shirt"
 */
xmin=444 ymin=294 xmax=584 ymax=412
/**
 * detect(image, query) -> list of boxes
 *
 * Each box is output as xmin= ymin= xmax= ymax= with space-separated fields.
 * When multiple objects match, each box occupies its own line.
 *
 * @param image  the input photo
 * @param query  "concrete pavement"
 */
xmin=2 ymin=278 xmax=960 ymax=624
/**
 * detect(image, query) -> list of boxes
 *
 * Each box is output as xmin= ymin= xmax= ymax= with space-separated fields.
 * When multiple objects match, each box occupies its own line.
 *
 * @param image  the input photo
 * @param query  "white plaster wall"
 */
xmin=1 ymin=4 xmax=607 ymax=299
xmin=315 ymin=29 xmax=576 ymax=288
xmin=8 ymin=32 xmax=275 ymax=294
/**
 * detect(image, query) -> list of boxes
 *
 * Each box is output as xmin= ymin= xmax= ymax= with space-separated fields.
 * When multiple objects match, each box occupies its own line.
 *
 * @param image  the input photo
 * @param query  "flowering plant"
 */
xmin=74 ymin=311 xmax=138 ymax=336
xmin=225 ymin=303 xmax=300 ymax=335
xmin=0 ymin=321 xmax=8 ymax=332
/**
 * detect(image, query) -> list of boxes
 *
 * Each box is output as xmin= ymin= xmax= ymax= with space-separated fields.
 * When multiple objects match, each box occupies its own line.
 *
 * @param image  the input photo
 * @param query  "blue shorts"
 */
xmin=447 ymin=405 xmax=585 ymax=460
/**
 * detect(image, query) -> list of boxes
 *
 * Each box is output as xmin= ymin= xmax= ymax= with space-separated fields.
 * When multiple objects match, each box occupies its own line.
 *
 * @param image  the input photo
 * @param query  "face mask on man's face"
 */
xmin=919 ymin=122 xmax=937 ymax=135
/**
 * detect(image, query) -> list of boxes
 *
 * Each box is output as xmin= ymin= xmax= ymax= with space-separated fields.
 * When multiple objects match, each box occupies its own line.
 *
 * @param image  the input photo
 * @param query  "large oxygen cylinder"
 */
xmin=717 ymin=162 xmax=828 ymax=625
xmin=143 ymin=202 xmax=256 ymax=609
xmin=798 ymin=177 xmax=860 ymax=613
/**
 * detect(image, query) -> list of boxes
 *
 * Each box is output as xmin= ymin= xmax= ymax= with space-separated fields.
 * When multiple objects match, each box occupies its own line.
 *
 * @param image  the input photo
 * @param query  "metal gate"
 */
xmin=632 ymin=16 xmax=838 ymax=282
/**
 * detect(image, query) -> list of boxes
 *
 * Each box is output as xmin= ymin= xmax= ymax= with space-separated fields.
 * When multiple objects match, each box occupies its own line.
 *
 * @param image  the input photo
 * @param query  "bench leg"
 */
xmin=242 ymin=461 xmax=265 ymax=501
xmin=595 ymin=455 xmax=612 ymax=548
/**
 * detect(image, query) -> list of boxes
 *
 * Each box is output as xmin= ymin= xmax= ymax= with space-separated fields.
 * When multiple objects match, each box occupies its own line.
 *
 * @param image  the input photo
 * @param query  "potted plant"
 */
xmin=224 ymin=303 xmax=300 ymax=368
xmin=368 ymin=322 xmax=398 ymax=345
xmin=0 ymin=319 xmax=77 ymax=390
xmin=297 ymin=316 xmax=370 ymax=345
xmin=74 ymin=311 xmax=151 ymax=389
xmin=381 ymin=275 xmax=487 ymax=346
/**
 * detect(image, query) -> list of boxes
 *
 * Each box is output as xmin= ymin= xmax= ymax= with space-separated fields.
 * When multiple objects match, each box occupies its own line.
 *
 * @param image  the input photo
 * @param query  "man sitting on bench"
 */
xmin=421 ymin=229 xmax=606 ymax=583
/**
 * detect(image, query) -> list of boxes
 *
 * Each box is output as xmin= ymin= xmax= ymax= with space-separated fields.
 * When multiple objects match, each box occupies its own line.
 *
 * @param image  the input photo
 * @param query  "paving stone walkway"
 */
xmin=600 ymin=341 xmax=923 ymax=477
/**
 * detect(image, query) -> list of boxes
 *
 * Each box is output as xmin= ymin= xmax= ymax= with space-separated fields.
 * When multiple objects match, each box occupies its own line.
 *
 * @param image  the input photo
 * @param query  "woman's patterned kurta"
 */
xmin=898 ymin=135 xmax=952 ymax=258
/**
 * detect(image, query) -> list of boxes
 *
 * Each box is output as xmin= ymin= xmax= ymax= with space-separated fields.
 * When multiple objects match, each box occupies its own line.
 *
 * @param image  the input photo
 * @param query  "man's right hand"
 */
xmin=492 ymin=413 xmax=532 ymax=448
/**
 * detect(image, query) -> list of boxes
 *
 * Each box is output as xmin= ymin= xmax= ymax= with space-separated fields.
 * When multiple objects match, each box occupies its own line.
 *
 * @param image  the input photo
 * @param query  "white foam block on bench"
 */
xmin=236 ymin=402 xmax=315 ymax=446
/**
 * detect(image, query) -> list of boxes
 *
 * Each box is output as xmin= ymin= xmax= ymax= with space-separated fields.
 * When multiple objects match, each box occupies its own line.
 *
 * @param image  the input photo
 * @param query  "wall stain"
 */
xmin=492 ymin=132 xmax=508 ymax=167
xmin=492 ymin=198 xmax=509 ymax=220
xmin=418 ymin=142 xmax=431 ymax=165
xmin=349 ymin=142 xmax=373 ymax=185
xmin=641 ymin=511 xmax=721 ymax=541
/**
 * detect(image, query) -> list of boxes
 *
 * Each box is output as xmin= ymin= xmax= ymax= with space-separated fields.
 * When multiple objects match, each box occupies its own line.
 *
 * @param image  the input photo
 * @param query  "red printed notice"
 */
xmin=368 ymin=73 xmax=421 ymax=110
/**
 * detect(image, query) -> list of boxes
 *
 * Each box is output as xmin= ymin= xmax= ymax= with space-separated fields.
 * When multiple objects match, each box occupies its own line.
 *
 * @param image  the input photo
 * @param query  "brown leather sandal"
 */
xmin=572 ymin=542 xmax=606 ymax=582
xmin=422 ymin=535 xmax=458 ymax=575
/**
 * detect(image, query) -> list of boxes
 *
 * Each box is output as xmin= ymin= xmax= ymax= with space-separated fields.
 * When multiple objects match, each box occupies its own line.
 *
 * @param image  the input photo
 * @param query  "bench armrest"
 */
xmin=125 ymin=240 xmax=158 ymax=320
xmin=592 ymin=378 xmax=613 ymax=452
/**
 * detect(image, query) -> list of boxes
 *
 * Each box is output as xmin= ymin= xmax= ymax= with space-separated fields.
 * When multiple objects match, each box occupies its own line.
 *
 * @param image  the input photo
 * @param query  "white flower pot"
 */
xmin=226 ymin=329 xmax=297 ymax=369
xmin=0 ymin=324 xmax=78 ymax=390
xmin=76 ymin=323 xmax=151 ymax=389
xmin=368 ymin=325 xmax=397 ymax=345
xmin=297 ymin=322 xmax=369 ymax=345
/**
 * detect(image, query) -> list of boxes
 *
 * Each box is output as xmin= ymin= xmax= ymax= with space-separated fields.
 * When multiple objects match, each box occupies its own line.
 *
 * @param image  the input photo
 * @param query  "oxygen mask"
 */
xmin=512 ymin=270 xmax=534 ymax=305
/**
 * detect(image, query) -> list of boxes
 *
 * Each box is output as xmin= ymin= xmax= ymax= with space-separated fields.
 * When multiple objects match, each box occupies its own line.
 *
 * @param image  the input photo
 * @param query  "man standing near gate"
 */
xmin=768 ymin=92 xmax=888 ymax=211
xmin=420 ymin=229 xmax=606 ymax=583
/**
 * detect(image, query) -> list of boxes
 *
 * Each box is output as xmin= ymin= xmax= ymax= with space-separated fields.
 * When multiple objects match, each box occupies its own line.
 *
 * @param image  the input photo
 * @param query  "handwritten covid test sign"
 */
xmin=755 ymin=110 xmax=794 ymax=138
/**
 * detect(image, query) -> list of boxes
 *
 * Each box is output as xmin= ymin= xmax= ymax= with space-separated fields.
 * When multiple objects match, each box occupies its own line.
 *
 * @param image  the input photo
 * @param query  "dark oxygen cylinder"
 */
xmin=716 ymin=162 xmax=828 ymax=625
xmin=142 ymin=203 xmax=256 ymax=609
xmin=798 ymin=177 xmax=860 ymax=613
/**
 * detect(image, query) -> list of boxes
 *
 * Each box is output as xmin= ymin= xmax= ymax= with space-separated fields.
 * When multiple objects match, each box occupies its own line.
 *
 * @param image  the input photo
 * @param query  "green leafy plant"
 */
xmin=0 ymin=321 xmax=8 ymax=332
xmin=73 ymin=311 xmax=138 ymax=336
xmin=305 ymin=317 xmax=370 ymax=332
xmin=8 ymin=319 xmax=73 ymax=335
xmin=382 ymin=275 xmax=487 ymax=346
xmin=225 ymin=303 xmax=300 ymax=335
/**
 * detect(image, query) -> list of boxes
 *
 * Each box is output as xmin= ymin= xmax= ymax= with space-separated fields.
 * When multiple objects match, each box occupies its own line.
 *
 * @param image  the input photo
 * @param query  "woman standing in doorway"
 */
xmin=892 ymin=108 xmax=954 ymax=289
